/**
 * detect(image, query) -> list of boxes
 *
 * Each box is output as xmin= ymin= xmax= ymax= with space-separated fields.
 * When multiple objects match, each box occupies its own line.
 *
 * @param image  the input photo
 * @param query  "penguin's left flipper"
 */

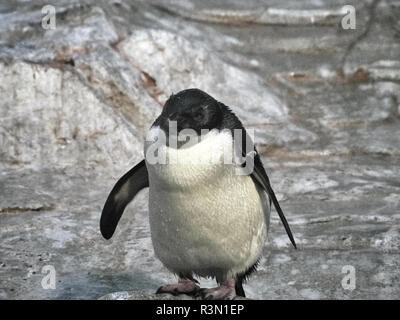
xmin=100 ymin=159 xmax=149 ymax=240
xmin=250 ymin=154 xmax=297 ymax=249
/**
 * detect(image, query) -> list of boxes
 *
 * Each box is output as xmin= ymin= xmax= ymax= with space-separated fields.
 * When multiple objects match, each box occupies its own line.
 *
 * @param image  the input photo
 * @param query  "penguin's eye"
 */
xmin=192 ymin=110 xmax=204 ymax=123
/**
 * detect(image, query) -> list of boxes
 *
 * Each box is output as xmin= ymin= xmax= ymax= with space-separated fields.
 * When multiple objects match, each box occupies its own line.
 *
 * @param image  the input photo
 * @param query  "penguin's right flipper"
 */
xmin=220 ymin=103 xmax=297 ymax=249
xmin=100 ymin=159 xmax=149 ymax=240
xmin=250 ymin=159 xmax=297 ymax=249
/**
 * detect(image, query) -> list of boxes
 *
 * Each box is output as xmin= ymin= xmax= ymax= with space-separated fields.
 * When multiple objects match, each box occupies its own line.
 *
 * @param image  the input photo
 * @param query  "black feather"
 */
xmin=235 ymin=260 xmax=260 ymax=297
xmin=100 ymin=160 xmax=149 ymax=239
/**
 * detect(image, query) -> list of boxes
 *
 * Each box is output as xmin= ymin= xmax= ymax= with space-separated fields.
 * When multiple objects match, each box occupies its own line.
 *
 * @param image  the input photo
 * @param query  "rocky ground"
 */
xmin=0 ymin=0 xmax=399 ymax=300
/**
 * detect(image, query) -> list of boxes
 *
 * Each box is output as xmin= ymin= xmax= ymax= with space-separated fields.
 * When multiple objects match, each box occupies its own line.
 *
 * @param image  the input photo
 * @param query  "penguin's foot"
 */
xmin=156 ymin=277 xmax=200 ymax=296
xmin=197 ymin=278 xmax=236 ymax=300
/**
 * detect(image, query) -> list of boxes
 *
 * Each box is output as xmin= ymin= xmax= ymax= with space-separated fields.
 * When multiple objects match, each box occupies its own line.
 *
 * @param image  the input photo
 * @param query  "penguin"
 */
xmin=100 ymin=88 xmax=296 ymax=300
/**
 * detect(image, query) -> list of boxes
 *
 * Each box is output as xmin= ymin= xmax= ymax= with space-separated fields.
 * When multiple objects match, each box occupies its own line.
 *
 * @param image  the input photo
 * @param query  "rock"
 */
xmin=149 ymin=1 xmax=350 ymax=26
xmin=364 ymin=60 xmax=400 ymax=82
xmin=118 ymin=29 xmax=288 ymax=123
xmin=98 ymin=289 xmax=249 ymax=300
xmin=0 ymin=61 xmax=142 ymax=171
xmin=99 ymin=289 xmax=195 ymax=300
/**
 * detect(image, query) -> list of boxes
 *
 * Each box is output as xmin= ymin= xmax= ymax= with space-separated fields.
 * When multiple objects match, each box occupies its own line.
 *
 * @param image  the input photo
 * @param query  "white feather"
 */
xmin=144 ymin=129 xmax=270 ymax=281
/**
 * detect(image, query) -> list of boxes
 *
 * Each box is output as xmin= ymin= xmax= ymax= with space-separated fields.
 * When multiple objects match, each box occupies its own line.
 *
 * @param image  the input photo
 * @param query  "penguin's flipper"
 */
xmin=100 ymin=159 xmax=149 ymax=240
xmin=250 ymin=156 xmax=297 ymax=249
xmin=218 ymin=103 xmax=296 ymax=249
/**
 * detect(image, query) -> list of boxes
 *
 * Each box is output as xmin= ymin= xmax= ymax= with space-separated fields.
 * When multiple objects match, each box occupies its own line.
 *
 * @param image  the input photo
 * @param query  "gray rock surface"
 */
xmin=0 ymin=0 xmax=399 ymax=300
xmin=99 ymin=289 xmax=195 ymax=300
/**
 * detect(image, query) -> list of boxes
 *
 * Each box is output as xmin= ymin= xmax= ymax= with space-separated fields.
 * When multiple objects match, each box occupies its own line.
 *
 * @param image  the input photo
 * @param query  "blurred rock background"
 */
xmin=0 ymin=0 xmax=399 ymax=299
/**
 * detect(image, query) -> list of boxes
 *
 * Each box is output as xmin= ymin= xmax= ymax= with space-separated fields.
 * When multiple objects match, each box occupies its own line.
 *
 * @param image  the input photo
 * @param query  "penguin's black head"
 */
xmin=156 ymin=88 xmax=223 ymax=136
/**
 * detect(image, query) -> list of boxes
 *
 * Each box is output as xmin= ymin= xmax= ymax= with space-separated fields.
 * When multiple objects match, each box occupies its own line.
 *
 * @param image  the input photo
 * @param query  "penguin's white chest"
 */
xmin=144 ymin=129 xmax=269 ymax=279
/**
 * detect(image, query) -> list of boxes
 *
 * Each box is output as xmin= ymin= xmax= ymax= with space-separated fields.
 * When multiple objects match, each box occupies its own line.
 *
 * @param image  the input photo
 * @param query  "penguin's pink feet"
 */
xmin=198 ymin=278 xmax=237 ymax=300
xmin=156 ymin=277 xmax=200 ymax=296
